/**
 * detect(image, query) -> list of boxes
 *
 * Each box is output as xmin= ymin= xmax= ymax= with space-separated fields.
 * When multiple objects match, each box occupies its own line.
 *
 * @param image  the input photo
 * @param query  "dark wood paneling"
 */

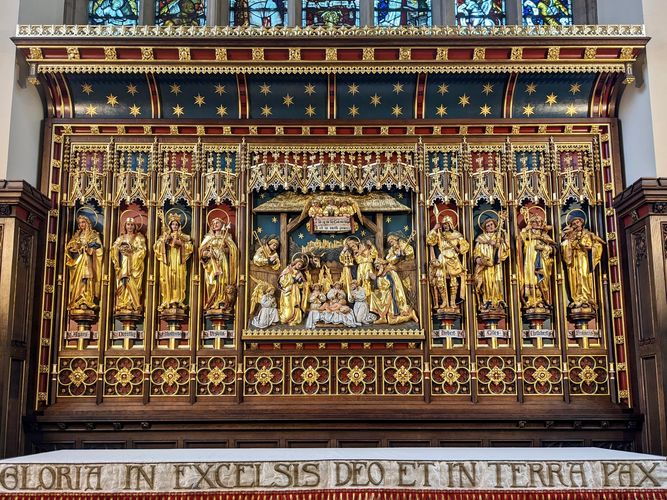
xmin=640 ymin=356 xmax=663 ymax=453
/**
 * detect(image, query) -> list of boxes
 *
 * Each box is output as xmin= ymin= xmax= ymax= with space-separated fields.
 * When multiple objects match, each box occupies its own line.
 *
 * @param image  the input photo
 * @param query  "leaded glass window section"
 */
xmin=155 ymin=0 xmax=207 ymax=26
xmin=522 ymin=0 xmax=573 ymax=26
xmin=375 ymin=0 xmax=431 ymax=26
xmin=88 ymin=0 xmax=140 ymax=25
xmin=230 ymin=0 xmax=287 ymax=26
xmin=455 ymin=0 xmax=506 ymax=26
xmin=303 ymin=0 xmax=360 ymax=26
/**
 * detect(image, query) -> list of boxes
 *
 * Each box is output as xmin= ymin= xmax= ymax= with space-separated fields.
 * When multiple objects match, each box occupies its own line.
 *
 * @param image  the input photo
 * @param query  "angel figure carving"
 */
xmin=250 ymin=277 xmax=279 ymax=329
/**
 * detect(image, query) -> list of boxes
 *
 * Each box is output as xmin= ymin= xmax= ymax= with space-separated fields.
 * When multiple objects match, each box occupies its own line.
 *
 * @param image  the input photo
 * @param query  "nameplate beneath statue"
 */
xmin=64 ymin=330 xmax=99 ymax=340
xmin=571 ymin=329 xmax=600 ymax=339
xmin=477 ymin=329 xmax=511 ymax=339
xmin=523 ymin=329 xmax=554 ymax=339
xmin=202 ymin=329 xmax=233 ymax=339
xmin=156 ymin=330 xmax=187 ymax=340
xmin=110 ymin=330 xmax=144 ymax=340
xmin=313 ymin=216 xmax=352 ymax=233
xmin=433 ymin=329 xmax=465 ymax=339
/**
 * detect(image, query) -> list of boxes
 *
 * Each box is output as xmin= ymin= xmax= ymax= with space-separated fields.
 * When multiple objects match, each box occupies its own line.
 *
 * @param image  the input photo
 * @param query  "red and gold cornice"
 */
xmin=14 ymin=24 xmax=646 ymax=76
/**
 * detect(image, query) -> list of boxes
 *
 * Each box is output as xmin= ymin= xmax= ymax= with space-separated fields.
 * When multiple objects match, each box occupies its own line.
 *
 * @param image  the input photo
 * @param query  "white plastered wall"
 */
xmin=0 ymin=0 xmax=64 ymax=187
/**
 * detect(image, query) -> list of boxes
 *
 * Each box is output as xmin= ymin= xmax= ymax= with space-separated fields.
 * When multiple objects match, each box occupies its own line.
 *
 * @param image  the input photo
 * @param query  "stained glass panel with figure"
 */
xmin=303 ymin=0 xmax=359 ymax=26
xmin=375 ymin=0 xmax=431 ymax=26
xmin=155 ymin=0 xmax=207 ymax=26
xmin=522 ymin=0 xmax=573 ymax=26
xmin=455 ymin=0 xmax=506 ymax=26
xmin=230 ymin=0 xmax=287 ymax=26
xmin=88 ymin=0 xmax=140 ymax=25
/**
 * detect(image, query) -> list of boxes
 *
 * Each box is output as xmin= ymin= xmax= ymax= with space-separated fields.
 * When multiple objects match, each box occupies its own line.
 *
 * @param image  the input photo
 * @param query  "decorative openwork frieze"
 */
xmin=158 ymin=144 xmax=196 ymax=205
xmin=150 ymin=357 xmax=191 ymax=396
xmin=244 ymin=355 xmax=423 ymax=396
xmin=245 ymin=356 xmax=285 ymax=396
xmin=568 ymin=355 xmax=609 ymax=396
xmin=67 ymin=144 xmax=109 ymax=206
xmin=104 ymin=356 xmax=145 ymax=397
xmin=57 ymin=357 xmax=98 ymax=397
xmin=16 ymin=24 xmax=647 ymax=39
xmin=426 ymin=147 xmax=463 ymax=205
xmin=522 ymin=355 xmax=563 ymax=396
xmin=203 ymin=147 xmax=239 ymax=206
xmin=290 ymin=356 xmax=331 ymax=395
xmin=382 ymin=356 xmax=423 ymax=395
xmin=113 ymin=146 xmax=152 ymax=206
xmin=476 ymin=356 xmax=517 ymax=396
xmin=336 ymin=356 xmax=377 ymax=395
xmin=247 ymin=145 xmax=418 ymax=193
xmin=556 ymin=143 xmax=596 ymax=205
xmin=430 ymin=356 xmax=471 ymax=396
xmin=512 ymin=145 xmax=551 ymax=204
xmin=196 ymin=356 xmax=237 ymax=396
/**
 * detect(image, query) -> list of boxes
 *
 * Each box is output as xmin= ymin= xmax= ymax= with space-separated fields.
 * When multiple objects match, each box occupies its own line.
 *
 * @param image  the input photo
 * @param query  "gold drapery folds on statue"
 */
xmin=200 ymin=217 xmax=239 ymax=314
xmin=154 ymin=213 xmax=193 ymax=311
xmin=111 ymin=217 xmax=146 ymax=314
xmin=427 ymin=215 xmax=469 ymax=312
xmin=65 ymin=215 xmax=103 ymax=314
xmin=519 ymin=209 xmax=556 ymax=310
xmin=561 ymin=215 xmax=604 ymax=310
xmin=473 ymin=214 xmax=510 ymax=312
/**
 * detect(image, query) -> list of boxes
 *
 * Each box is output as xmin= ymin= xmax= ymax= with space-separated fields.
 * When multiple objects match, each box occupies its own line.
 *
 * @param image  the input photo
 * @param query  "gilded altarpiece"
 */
xmin=12 ymin=26 xmax=644 ymax=448
xmin=38 ymin=130 xmax=627 ymax=405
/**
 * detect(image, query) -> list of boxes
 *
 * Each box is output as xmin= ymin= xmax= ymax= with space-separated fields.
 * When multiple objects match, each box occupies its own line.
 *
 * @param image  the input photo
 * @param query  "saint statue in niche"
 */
xmin=473 ymin=213 xmax=510 ymax=312
xmin=111 ymin=216 xmax=146 ymax=315
xmin=200 ymin=216 xmax=239 ymax=314
xmin=154 ymin=213 xmax=193 ymax=311
xmin=65 ymin=214 xmax=103 ymax=314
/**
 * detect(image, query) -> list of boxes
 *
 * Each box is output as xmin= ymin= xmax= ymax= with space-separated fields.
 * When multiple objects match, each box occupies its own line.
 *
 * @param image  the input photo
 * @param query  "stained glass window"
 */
xmin=88 ymin=0 xmax=140 ymax=25
xmin=522 ymin=0 xmax=573 ymax=26
xmin=230 ymin=0 xmax=287 ymax=26
xmin=303 ymin=0 xmax=359 ymax=26
xmin=455 ymin=0 xmax=506 ymax=26
xmin=375 ymin=0 xmax=431 ymax=26
xmin=155 ymin=0 xmax=207 ymax=26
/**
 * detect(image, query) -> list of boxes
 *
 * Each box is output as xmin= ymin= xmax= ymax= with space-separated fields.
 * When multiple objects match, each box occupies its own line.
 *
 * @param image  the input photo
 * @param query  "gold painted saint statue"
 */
xmin=200 ymin=217 xmax=239 ymax=313
xmin=370 ymin=259 xmax=418 ymax=325
xmin=561 ymin=216 xmax=604 ymax=310
xmin=426 ymin=216 xmax=469 ymax=311
xmin=355 ymin=240 xmax=378 ymax=297
xmin=473 ymin=215 xmax=510 ymax=311
xmin=65 ymin=215 xmax=103 ymax=312
xmin=385 ymin=234 xmax=415 ymax=266
xmin=520 ymin=211 xmax=556 ymax=309
xmin=154 ymin=214 xmax=193 ymax=311
xmin=253 ymin=237 xmax=281 ymax=271
xmin=278 ymin=256 xmax=309 ymax=325
xmin=339 ymin=236 xmax=359 ymax=299
xmin=111 ymin=217 xmax=146 ymax=314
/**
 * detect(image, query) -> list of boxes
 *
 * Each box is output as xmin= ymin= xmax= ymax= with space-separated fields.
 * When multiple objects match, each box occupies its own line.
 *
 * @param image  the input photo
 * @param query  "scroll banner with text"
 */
xmin=0 ymin=449 xmax=666 ymax=499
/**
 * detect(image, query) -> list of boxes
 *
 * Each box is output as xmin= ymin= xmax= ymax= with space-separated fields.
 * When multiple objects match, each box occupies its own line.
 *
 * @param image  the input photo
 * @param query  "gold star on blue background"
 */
xmin=247 ymin=76 xmax=327 ymax=119
xmin=511 ymin=74 xmax=596 ymax=118
xmin=336 ymin=75 xmax=416 ymax=120
xmin=156 ymin=76 xmax=238 ymax=119
xmin=425 ymin=75 xmax=506 ymax=119
xmin=67 ymin=74 xmax=152 ymax=119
